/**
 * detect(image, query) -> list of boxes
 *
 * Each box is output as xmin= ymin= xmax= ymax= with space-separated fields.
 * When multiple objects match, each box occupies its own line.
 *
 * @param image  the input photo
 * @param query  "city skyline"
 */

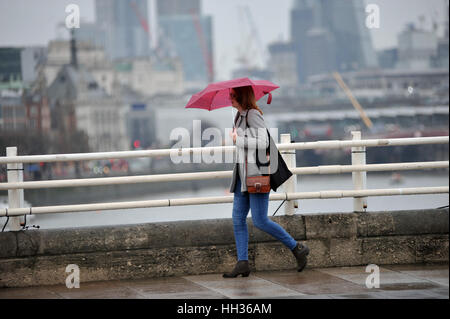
xmin=0 ymin=0 xmax=448 ymax=80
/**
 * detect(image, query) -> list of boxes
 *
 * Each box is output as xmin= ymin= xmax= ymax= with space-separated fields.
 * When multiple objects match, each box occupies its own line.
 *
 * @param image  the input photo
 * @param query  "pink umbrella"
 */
xmin=185 ymin=77 xmax=279 ymax=111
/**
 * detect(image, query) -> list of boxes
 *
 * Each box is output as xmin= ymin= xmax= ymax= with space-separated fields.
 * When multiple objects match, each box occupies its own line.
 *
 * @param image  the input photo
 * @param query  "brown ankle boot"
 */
xmin=223 ymin=260 xmax=251 ymax=278
xmin=291 ymin=242 xmax=310 ymax=272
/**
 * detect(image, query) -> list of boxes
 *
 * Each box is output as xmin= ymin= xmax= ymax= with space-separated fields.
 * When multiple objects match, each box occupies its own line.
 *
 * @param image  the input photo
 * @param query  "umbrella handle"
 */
xmin=266 ymin=92 xmax=272 ymax=104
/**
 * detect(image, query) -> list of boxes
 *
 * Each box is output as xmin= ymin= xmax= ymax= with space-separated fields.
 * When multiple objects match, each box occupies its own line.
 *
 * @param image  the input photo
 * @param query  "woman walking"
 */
xmin=224 ymin=86 xmax=309 ymax=278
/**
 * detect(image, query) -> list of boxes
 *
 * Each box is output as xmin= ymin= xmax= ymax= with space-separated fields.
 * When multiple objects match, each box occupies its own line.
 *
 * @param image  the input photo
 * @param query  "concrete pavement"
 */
xmin=0 ymin=263 xmax=448 ymax=299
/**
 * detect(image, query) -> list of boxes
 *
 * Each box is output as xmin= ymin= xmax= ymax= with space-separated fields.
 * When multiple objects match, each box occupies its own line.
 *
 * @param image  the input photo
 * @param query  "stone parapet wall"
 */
xmin=0 ymin=208 xmax=448 ymax=287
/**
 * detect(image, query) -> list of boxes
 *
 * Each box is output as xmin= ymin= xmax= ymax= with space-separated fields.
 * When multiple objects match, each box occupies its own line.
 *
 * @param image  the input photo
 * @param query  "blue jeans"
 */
xmin=232 ymin=175 xmax=297 ymax=261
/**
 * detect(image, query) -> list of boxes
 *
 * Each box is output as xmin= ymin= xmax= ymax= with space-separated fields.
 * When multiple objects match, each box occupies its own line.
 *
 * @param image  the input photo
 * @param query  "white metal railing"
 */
xmin=1 ymin=132 xmax=448 ymax=231
xmin=0 ymin=136 xmax=448 ymax=164
xmin=1 ymin=161 xmax=448 ymax=191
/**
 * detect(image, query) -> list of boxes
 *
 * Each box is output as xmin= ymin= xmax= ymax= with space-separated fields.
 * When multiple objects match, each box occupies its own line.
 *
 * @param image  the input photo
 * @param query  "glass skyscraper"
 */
xmin=95 ymin=0 xmax=150 ymax=60
xmin=291 ymin=0 xmax=378 ymax=82
xmin=157 ymin=0 xmax=201 ymax=16
xmin=156 ymin=0 xmax=214 ymax=89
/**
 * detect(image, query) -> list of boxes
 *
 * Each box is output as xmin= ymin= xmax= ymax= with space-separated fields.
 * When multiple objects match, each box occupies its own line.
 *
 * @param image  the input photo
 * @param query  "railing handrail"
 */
xmin=1 ymin=161 xmax=448 ymax=190
xmin=0 ymin=135 xmax=448 ymax=164
xmin=1 ymin=186 xmax=448 ymax=217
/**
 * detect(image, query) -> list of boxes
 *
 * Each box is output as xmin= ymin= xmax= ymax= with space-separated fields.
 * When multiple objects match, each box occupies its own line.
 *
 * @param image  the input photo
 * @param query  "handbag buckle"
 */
xmin=255 ymin=183 xmax=261 ymax=192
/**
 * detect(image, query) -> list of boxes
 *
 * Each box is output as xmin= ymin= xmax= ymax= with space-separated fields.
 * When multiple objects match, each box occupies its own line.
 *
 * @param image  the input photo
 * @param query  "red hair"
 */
xmin=233 ymin=86 xmax=263 ymax=115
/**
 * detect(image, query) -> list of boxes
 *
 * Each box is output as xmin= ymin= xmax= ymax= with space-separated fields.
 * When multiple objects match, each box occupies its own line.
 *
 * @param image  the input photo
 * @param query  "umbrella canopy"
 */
xmin=185 ymin=77 xmax=279 ymax=111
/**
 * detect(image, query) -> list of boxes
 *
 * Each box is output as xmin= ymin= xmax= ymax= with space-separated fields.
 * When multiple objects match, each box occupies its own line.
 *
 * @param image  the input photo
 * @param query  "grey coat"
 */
xmin=229 ymin=109 xmax=270 ymax=193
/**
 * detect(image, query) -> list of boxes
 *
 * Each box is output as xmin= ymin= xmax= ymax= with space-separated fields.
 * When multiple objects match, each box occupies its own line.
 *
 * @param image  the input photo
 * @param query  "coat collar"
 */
xmin=234 ymin=109 xmax=248 ymax=127
xmin=239 ymin=109 xmax=248 ymax=117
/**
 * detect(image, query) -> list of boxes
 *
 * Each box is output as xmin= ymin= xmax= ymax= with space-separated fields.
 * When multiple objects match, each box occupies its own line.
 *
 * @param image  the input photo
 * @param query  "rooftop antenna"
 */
xmin=70 ymin=29 xmax=78 ymax=69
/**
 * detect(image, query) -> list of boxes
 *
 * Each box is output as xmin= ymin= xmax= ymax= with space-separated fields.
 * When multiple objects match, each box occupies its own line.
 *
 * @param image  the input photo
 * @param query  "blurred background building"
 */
xmin=290 ymin=0 xmax=378 ymax=83
xmin=94 ymin=0 xmax=150 ymax=60
xmin=0 ymin=0 xmax=448 ymax=179
xmin=156 ymin=0 xmax=214 ymax=91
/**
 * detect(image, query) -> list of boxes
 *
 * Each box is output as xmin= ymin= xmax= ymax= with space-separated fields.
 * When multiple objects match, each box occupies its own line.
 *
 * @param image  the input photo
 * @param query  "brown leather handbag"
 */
xmin=244 ymin=116 xmax=271 ymax=193
xmin=246 ymin=157 xmax=271 ymax=193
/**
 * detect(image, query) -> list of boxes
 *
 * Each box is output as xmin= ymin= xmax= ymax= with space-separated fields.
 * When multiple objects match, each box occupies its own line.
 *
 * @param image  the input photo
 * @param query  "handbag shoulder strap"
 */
xmin=245 ymin=112 xmax=270 ymax=175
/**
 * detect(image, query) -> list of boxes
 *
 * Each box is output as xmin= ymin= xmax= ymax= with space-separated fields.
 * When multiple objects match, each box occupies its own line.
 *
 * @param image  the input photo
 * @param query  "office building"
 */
xmin=156 ymin=0 xmax=214 ymax=89
xmin=0 ymin=48 xmax=23 ymax=88
xmin=291 ymin=0 xmax=378 ymax=82
xmin=268 ymin=42 xmax=298 ymax=88
xmin=157 ymin=0 xmax=200 ymax=16
xmin=95 ymin=0 xmax=151 ymax=60
xmin=397 ymin=24 xmax=438 ymax=70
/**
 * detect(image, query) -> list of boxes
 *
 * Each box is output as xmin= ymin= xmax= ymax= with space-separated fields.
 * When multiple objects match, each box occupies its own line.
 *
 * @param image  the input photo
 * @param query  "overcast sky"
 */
xmin=0 ymin=0 xmax=448 ymax=80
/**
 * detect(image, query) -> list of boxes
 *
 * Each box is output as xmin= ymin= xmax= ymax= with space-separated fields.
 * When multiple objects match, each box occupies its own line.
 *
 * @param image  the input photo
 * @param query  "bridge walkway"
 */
xmin=0 ymin=263 xmax=447 ymax=299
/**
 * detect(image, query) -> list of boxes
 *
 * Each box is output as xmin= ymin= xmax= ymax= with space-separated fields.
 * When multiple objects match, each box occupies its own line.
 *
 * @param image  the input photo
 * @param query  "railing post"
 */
xmin=351 ymin=131 xmax=368 ymax=212
xmin=6 ymin=147 xmax=23 ymax=231
xmin=280 ymin=133 xmax=298 ymax=216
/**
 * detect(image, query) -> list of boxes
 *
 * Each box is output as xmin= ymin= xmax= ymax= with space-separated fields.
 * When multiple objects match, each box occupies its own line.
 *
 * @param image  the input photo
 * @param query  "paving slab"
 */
xmin=45 ymin=280 xmax=147 ymax=299
xmin=316 ymin=265 xmax=431 ymax=288
xmin=421 ymin=287 xmax=450 ymax=299
xmin=383 ymin=264 xmax=449 ymax=287
xmin=375 ymin=289 xmax=443 ymax=299
xmin=270 ymin=294 xmax=335 ymax=299
xmin=183 ymin=273 xmax=305 ymax=299
xmin=115 ymin=277 xmax=227 ymax=299
xmin=254 ymin=269 xmax=370 ymax=296
xmin=329 ymin=292 xmax=386 ymax=299
xmin=0 ymin=286 xmax=63 ymax=299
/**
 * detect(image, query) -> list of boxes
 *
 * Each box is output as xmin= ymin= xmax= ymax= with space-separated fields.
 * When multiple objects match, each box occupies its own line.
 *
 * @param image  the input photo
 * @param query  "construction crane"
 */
xmin=235 ymin=6 xmax=252 ymax=68
xmin=190 ymin=9 xmax=214 ymax=83
xmin=235 ymin=5 xmax=268 ymax=70
xmin=332 ymin=72 xmax=373 ymax=129
xmin=129 ymin=0 xmax=168 ymax=60
xmin=243 ymin=5 xmax=269 ymax=68
xmin=130 ymin=1 xmax=151 ymax=35
xmin=129 ymin=1 xmax=213 ymax=82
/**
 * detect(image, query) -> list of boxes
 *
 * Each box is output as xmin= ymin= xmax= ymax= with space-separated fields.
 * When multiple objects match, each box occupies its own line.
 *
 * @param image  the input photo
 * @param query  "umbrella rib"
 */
xmin=210 ymin=90 xmax=220 ymax=111
xmin=210 ymin=89 xmax=229 ymax=111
